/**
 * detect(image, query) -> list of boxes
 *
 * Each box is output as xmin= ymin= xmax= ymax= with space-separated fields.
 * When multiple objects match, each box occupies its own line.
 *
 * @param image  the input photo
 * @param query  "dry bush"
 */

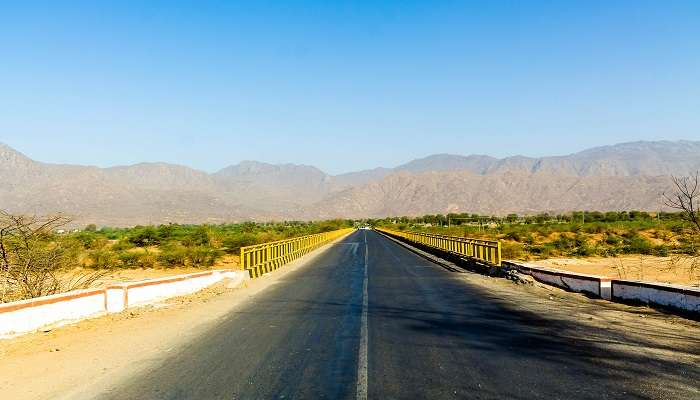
xmin=664 ymin=255 xmax=700 ymax=286
xmin=0 ymin=211 xmax=107 ymax=302
xmin=612 ymin=255 xmax=647 ymax=280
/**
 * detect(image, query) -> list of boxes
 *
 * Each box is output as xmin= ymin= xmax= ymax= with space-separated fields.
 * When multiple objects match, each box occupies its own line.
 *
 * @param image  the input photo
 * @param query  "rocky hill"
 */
xmin=306 ymin=171 xmax=675 ymax=219
xmin=0 ymin=140 xmax=696 ymax=225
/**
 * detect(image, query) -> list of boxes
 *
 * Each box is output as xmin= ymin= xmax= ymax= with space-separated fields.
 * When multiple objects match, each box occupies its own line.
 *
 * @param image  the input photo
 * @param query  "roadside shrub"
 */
xmin=157 ymin=244 xmax=188 ymax=268
xmin=140 ymin=254 xmax=157 ymax=269
xmin=501 ymin=242 xmax=526 ymax=260
xmin=671 ymin=224 xmax=685 ymax=234
xmin=73 ymin=232 xmax=108 ymax=250
xmin=572 ymin=243 xmax=595 ymax=257
xmin=526 ymin=244 xmax=555 ymax=258
xmin=222 ymin=233 xmax=257 ymax=254
xmin=622 ymin=235 xmax=653 ymax=255
xmin=652 ymin=245 xmax=670 ymax=257
xmin=99 ymin=227 xmax=124 ymax=240
xmin=116 ymin=251 xmax=140 ymax=267
xmin=678 ymin=237 xmax=700 ymax=256
xmin=604 ymin=234 xmax=622 ymax=246
xmin=534 ymin=226 xmax=552 ymax=237
xmin=86 ymin=249 xmax=119 ymax=269
xmin=182 ymin=226 xmax=212 ymax=247
xmin=651 ymin=230 xmax=671 ymax=241
xmin=583 ymin=224 xmax=605 ymax=234
xmin=117 ymin=251 xmax=157 ymax=269
xmin=111 ymin=239 xmax=135 ymax=251
xmin=186 ymin=246 xmax=221 ymax=268
xmin=255 ymin=231 xmax=279 ymax=245
xmin=522 ymin=233 xmax=535 ymax=245
xmin=551 ymin=234 xmax=575 ymax=252
xmin=503 ymin=231 xmax=521 ymax=242
xmin=128 ymin=226 xmax=160 ymax=247
xmin=596 ymin=245 xmax=619 ymax=257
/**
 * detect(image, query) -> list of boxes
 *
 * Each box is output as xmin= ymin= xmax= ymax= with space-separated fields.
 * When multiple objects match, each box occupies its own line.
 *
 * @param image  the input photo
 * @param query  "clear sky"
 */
xmin=1 ymin=1 xmax=699 ymax=174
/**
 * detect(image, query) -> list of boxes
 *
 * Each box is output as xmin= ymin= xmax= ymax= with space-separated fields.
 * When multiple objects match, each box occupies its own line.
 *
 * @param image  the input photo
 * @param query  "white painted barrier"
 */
xmin=113 ymin=270 xmax=238 ymax=310
xmin=612 ymin=280 xmax=700 ymax=314
xmin=0 ymin=289 xmax=106 ymax=337
xmin=506 ymin=261 xmax=700 ymax=315
xmin=0 ymin=270 xmax=248 ymax=338
xmin=505 ymin=261 xmax=612 ymax=299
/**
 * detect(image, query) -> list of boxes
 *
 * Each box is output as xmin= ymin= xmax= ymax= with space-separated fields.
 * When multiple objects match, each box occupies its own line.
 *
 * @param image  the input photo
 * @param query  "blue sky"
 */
xmin=1 ymin=1 xmax=699 ymax=174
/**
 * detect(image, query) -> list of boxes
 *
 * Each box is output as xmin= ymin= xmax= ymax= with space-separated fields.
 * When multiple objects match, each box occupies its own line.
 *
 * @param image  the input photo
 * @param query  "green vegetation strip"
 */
xmin=371 ymin=211 xmax=698 ymax=260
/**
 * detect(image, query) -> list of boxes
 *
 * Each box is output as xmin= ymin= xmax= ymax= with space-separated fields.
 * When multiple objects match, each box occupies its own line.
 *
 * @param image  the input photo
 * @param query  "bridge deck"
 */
xmin=97 ymin=230 xmax=699 ymax=399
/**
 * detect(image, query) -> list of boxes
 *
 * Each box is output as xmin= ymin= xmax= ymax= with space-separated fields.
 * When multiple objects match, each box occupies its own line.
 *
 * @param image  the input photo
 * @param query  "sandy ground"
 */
xmin=0 ymin=240 xmax=338 ymax=400
xmin=90 ymin=266 xmax=223 ymax=285
xmin=1 ymin=237 xmax=699 ymax=400
xmin=70 ymin=253 xmax=241 ymax=286
xmin=533 ymin=255 xmax=700 ymax=287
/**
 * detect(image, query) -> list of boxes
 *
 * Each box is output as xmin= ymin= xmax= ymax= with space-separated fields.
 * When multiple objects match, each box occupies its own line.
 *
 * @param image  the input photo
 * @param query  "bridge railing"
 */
xmin=375 ymin=227 xmax=501 ymax=266
xmin=240 ymin=228 xmax=355 ymax=278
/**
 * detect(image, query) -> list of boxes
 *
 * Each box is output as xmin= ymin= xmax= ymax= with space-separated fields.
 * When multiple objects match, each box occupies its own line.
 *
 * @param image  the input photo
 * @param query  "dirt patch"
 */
xmin=532 ymin=255 xmax=700 ymax=287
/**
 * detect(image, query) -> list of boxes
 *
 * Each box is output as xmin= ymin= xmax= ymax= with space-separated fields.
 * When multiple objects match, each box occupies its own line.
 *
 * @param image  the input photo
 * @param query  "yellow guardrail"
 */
xmin=375 ymin=227 xmax=501 ymax=266
xmin=240 ymin=228 xmax=355 ymax=278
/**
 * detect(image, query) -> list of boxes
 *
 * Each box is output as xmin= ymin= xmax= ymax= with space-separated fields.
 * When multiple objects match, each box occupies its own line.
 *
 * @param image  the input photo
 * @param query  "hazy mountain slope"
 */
xmin=395 ymin=154 xmax=499 ymax=174
xmin=0 ymin=145 xmax=263 ymax=225
xmin=104 ymin=163 xmax=218 ymax=192
xmin=213 ymin=161 xmax=332 ymax=210
xmin=388 ymin=141 xmax=700 ymax=177
xmin=556 ymin=140 xmax=700 ymax=176
xmin=308 ymin=171 xmax=674 ymax=219
xmin=330 ymin=167 xmax=393 ymax=189
xmin=0 ymin=140 xmax=697 ymax=225
xmin=0 ymin=183 xmax=258 ymax=226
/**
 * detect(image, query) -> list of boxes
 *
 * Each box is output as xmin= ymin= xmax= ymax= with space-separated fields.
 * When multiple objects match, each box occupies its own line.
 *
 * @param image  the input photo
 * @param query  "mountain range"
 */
xmin=1 ymin=140 xmax=698 ymax=225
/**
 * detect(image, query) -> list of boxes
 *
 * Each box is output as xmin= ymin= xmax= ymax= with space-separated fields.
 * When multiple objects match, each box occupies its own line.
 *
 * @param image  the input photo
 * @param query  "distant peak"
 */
xmin=0 ymin=143 xmax=33 ymax=162
xmin=214 ymin=160 xmax=328 ymax=177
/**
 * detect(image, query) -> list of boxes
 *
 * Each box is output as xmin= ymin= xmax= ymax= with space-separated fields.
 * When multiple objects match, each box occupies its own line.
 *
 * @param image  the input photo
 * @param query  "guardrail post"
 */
xmin=238 ymin=228 xmax=353 ymax=279
xmin=377 ymin=228 xmax=502 ymax=268
xmin=497 ymin=241 xmax=502 ymax=266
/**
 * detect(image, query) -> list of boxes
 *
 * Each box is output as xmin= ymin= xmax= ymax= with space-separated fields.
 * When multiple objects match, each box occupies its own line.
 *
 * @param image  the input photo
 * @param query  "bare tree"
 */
xmin=663 ymin=172 xmax=700 ymax=233
xmin=663 ymin=172 xmax=700 ymax=284
xmin=0 ymin=211 xmax=106 ymax=303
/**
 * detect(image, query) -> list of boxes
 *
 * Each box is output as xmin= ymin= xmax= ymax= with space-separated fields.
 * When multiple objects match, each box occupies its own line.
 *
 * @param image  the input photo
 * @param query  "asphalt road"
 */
xmin=97 ymin=230 xmax=699 ymax=400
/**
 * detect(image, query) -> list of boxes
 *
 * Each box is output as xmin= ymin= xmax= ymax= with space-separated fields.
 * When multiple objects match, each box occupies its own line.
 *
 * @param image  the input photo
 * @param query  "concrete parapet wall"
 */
xmin=0 ymin=270 xmax=248 ymax=338
xmin=611 ymin=280 xmax=700 ymax=313
xmin=505 ymin=261 xmax=611 ymax=299
xmin=0 ymin=289 xmax=106 ymax=338
xmin=506 ymin=261 xmax=700 ymax=315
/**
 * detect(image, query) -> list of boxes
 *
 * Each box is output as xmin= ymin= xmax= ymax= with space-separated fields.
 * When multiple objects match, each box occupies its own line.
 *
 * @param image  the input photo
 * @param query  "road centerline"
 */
xmin=356 ymin=230 xmax=369 ymax=400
